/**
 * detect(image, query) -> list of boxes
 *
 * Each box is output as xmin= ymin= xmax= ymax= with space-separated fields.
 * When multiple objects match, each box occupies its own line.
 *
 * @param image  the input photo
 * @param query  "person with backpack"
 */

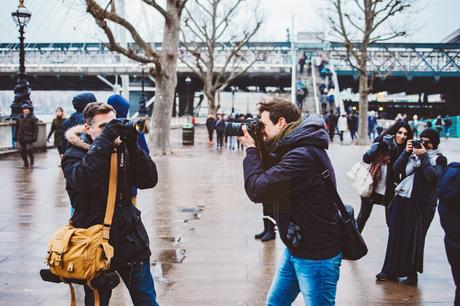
xmin=62 ymin=92 xmax=96 ymax=151
xmin=47 ymin=107 xmax=66 ymax=160
xmin=239 ymin=98 xmax=343 ymax=305
xmin=14 ymin=104 xmax=38 ymax=168
xmin=62 ymin=102 xmax=159 ymax=305
xmin=377 ymin=129 xmax=447 ymax=285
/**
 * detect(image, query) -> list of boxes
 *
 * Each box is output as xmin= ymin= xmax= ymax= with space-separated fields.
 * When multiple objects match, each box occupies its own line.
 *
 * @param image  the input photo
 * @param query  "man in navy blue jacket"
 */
xmin=239 ymin=98 xmax=343 ymax=306
xmin=438 ymin=162 xmax=460 ymax=305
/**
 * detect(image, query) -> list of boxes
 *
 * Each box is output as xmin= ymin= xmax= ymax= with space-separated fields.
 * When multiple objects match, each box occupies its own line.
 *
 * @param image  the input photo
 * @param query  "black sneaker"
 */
xmin=376 ymin=272 xmax=388 ymax=281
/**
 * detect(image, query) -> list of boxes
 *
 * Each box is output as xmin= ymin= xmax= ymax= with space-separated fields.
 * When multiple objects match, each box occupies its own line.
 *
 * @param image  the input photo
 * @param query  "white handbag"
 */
xmin=346 ymin=161 xmax=373 ymax=198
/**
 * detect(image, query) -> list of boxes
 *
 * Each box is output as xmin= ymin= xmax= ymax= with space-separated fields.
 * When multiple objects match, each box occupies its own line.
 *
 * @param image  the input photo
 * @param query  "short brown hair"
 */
xmin=257 ymin=98 xmax=301 ymax=124
xmin=83 ymin=102 xmax=115 ymax=124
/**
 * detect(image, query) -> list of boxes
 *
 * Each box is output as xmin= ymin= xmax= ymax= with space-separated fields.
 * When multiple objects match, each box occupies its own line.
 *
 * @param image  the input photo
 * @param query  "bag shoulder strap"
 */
xmin=102 ymin=152 xmax=118 ymax=241
xmin=308 ymin=147 xmax=351 ymax=222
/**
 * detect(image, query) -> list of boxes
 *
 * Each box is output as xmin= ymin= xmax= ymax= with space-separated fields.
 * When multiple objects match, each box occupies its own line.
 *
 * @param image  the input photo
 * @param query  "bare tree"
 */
xmin=85 ymin=0 xmax=188 ymax=155
xmin=180 ymin=0 xmax=262 ymax=116
xmin=328 ymin=0 xmax=413 ymax=145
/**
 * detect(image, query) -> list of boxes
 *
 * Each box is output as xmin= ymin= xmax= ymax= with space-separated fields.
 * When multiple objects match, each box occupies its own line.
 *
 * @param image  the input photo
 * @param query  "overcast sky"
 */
xmin=0 ymin=0 xmax=459 ymax=43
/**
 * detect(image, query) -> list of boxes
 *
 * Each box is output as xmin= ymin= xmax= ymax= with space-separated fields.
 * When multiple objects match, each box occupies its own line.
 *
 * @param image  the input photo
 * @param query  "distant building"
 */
xmin=441 ymin=28 xmax=460 ymax=43
xmin=296 ymin=32 xmax=325 ymax=43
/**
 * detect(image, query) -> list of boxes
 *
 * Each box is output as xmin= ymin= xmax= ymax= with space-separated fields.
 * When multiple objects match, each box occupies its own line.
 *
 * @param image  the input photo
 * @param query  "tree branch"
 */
xmin=86 ymin=0 xmax=160 ymax=60
xmin=141 ymin=0 xmax=168 ymax=19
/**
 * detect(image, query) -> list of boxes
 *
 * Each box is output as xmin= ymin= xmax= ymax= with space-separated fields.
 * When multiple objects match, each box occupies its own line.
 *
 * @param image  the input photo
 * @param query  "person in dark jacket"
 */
xmin=62 ymin=92 xmax=96 ymax=151
xmin=62 ymin=102 xmax=159 ymax=306
xmin=356 ymin=121 xmax=413 ymax=232
xmin=214 ymin=113 xmax=226 ymax=150
xmin=377 ymin=129 xmax=447 ymax=285
xmin=14 ymin=104 xmax=38 ymax=168
xmin=47 ymin=107 xmax=66 ymax=160
xmin=108 ymin=94 xmax=150 ymax=206
xmin=205 ymin=114 xmax=216 ymax=147
xmin=239 ymin=98 xmax=342 ymax=305
xmin=438 ymin=162 xmax=460 ymax=305
xmin=327 ymin=110 xmax=337 ymax=142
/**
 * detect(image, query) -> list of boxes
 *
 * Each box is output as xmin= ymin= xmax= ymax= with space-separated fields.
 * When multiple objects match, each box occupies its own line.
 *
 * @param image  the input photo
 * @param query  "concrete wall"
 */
xmin=0 ymin=121 xmax=47 ymax=151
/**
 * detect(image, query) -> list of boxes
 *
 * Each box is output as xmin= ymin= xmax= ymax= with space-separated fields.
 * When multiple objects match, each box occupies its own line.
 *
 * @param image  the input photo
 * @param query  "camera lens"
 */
xmin=225 ymin=122 xmax=244 ymax=137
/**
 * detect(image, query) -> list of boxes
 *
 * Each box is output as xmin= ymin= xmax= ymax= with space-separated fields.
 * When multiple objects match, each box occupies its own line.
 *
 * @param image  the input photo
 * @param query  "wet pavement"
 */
xmin=0 ymin=127 xmax=458 ymax=305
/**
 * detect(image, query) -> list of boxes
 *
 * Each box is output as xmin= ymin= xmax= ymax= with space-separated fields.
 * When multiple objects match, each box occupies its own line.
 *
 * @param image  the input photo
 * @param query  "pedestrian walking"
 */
xmin=438 ymin=162 xmax=460 ymax=305
xmin=214 ymin=113 xmax=226 ymax=150
xmin=435 ymin=115 xmax=444 ymax=135
xmin=443 ymin=116 xmax=453 ymax=139
xmin=368 ymin=111 xmax=377 ymax=140
xmin=62 ymin=102 xmax=159 ymax=305
xmin=337 ymin=113 xmax=348 ymax=145
xmin=14 ymin=104 xmax=38 ymax=168
xmin=356 ymin=121 xmax=412 ymax=232
xmin=239 ymin=99 xmax=343 ymax=305
xmin=205 ymin=114 xmax=216 ymax=148
xmin=377 ymin=129 xmax=447 ymax=285
xmin=327 ymin=110 xmax=337 ymax=142
xmin=47 ymin=107 xmax=66 ymax=160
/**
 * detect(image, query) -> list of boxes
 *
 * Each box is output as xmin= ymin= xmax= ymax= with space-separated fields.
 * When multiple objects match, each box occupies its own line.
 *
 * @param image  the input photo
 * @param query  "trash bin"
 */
xmin=182 ymin=123 xmax=194 ymax=145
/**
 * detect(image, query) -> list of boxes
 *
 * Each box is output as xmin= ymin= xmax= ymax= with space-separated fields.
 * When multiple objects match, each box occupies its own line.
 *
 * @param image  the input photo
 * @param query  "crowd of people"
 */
xmin=9 ymin=91 xmax=459 ymax=305
xmin=205 ymin=112 xmax=254 ymax=151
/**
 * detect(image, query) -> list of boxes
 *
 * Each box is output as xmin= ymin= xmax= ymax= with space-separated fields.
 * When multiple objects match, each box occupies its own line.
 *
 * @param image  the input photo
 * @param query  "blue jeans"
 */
xmin=267 ymin=249 xmax=342 ymax=306
xmin=84 ymin=259 xmax=159 ymax=306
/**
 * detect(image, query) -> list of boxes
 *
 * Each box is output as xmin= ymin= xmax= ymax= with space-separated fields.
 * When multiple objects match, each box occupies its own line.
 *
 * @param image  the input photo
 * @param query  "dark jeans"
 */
xmin=19 ymin=142 xmax=34 ymax=166
xmin=216 ymin=132 xmax=224 ymax=149
xmin=84 ymin=259 xmax=159 ymax=306
xmin=207 ymin=128 xmax=214 ymax=142
xmin=356 ymin=193 xmax=390 ymax=232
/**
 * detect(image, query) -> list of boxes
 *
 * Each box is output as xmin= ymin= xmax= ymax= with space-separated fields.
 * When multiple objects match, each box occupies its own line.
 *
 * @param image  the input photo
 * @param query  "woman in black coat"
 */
xmin=377 ymin=129 xmax=447 ymax=284
xmin=356 ymin=121 xmax=412 ymax=232
xmin=47 ymin=107 xmax=66 ymax=159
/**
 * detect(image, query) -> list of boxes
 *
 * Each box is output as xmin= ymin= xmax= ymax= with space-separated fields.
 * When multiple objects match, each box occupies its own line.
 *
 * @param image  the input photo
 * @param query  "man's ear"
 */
xmin=84 ymin=123 xmax=91 ymax=133
xmin=278 ymin=117 xmax=287 ymax=127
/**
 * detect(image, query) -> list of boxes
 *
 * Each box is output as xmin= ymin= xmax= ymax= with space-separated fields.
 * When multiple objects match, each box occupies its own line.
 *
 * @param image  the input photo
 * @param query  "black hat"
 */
xmin=21 ymin=103 xmax=33 ymax=110
xmin=420 ymin=128 xmax=440 ymax=149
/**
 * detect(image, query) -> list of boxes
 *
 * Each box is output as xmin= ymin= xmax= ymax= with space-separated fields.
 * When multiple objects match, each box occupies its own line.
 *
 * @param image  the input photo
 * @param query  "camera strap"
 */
xmin=102 ymin=151 xmax=118 ymax=241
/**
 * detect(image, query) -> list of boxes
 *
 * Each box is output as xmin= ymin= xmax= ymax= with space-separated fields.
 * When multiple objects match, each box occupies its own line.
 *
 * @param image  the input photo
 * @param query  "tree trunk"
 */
xmin=205 ymin=91 xmax=218 ymax=116
xmin=149 ymin=3 xmax=181 ymax=155
xmin=356 ymin=72 xmax=369 ymax=145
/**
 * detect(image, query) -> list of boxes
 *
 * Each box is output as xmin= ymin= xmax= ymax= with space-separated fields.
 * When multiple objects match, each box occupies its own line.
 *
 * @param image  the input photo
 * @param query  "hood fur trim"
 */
xmin=65 ymin=125 xmax=91 ymax=150
xmin=65 ymin=124 xmax=122 ymax=151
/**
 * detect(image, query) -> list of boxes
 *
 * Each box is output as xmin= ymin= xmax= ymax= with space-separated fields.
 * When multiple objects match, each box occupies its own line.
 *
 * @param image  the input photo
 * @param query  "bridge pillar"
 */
xmin=444 ymin=93 xmax=460 ymax=116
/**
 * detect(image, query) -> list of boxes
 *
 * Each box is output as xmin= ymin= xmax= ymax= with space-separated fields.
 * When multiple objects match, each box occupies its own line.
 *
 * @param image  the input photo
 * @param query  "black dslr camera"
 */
xmin=118 ymin=118 xmax=146 ymax=133
xmin=412 ymin=139 xmax=429 ymax=149
xmin=225 ymin=118 xmax=263 ymax=138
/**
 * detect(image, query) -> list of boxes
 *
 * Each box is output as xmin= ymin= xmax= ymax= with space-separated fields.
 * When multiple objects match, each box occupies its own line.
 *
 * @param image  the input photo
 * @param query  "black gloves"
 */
xmin=122 ymin=127 xmax=139 ymax=151
xmin=101 ymin=119 xmax=124 ymax=141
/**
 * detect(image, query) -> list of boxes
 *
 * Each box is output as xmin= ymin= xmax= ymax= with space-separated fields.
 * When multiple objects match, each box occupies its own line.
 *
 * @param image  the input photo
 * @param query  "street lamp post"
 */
xmin=138 ymin=66 xmax=147 ymax=116
xmin=10 ymin=0 xmax=32 ymax=120
xmin=185 ymin=76 xmax=192 ymax=120
xmin=231 ymin=86 xmax=235 ymax=114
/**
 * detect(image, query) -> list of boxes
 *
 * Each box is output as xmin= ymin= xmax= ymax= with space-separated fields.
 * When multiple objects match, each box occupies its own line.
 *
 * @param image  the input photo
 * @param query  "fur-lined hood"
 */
xmin=65 ymin=125 xmax=91 ymax=151
xmin=65 ymin=124 xmax=122 ymax=151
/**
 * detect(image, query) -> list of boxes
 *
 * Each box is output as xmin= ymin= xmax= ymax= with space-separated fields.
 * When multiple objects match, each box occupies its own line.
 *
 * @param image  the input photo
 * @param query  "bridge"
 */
xmin=1 ymin=41 xmax=459 ymax=115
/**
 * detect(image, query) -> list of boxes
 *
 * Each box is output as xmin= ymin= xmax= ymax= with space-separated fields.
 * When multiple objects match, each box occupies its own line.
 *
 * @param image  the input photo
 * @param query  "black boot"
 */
xmin=403 ymin=271 xmax=418 ymax=285
xmin=254 ymin=218 xmax=269 ymax=239
xmin=261 ymin=220 xmax=276 ymax=242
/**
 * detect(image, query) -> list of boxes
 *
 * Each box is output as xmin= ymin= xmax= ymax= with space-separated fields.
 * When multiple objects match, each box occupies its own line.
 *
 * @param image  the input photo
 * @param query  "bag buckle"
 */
xmin=102 ymin=225 xmax=110 ymax=240
xmin=321 ymin=170 xmax=330 ymax=179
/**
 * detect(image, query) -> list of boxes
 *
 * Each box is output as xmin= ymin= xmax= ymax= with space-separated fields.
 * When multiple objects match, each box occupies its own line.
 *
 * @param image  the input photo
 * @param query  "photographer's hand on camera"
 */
xmin=405 ymin=139 xmax=413 ymax=153
xmin=238 ymin=125 xmax=256 ymax=149
xmin=413 ymin=143 xmax=427 ymax=156
xmin=122 ymin=126 xmax=139 ymax=152
xmin=101 ymin=119 xmax=124 ymax=141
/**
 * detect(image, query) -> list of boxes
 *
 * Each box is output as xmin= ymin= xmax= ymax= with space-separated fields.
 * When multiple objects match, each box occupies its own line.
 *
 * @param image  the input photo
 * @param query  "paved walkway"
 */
xmin=0 ymin=128 xmax=458 ymax=305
